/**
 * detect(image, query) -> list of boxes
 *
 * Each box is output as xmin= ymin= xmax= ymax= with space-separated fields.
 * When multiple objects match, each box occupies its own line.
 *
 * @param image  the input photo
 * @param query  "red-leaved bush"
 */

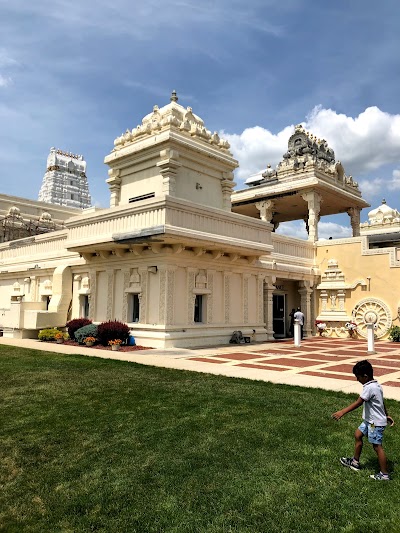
xmin=66 ymin=318 xmax=92 ymax=340
xmin=97 ymin=320 xmax=130 ymax=346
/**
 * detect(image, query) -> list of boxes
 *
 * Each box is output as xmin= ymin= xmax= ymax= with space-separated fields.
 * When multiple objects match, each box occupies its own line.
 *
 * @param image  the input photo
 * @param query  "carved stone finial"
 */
xmin=382 ymin=198 xmax=386 ymax=204
xmin=170 ymin=90 xmax=178 ymax=103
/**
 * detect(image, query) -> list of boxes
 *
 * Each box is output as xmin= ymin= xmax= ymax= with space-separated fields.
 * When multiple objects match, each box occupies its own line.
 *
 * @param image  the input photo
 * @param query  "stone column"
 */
xmin=298 ymin=280 xmax=313 ymax=338
xmin=72 ymin=275 xmax=81 ymax=317
xmin=187 ymin=268 xmax=196 ymax=325
xmin=263 ymin=276 xmax=275 ymax=340
xmin=206 ymin=270 xmax=215 ymax=324
xmin=224 ymin=272 xmax=232 ymax=324
xmin=106 ymin=269 xmax=114 ymax=320
xmin=23 ymin=277 xmax=32 ymax=302
xmin=138 ymin=267 xmax=148 ymax=324
xmin=121 ymin=269 xmax=131 ymax=322
xmin=106 ymin=169 xmax=121 ymax=208
xmin=301 ymin=191 xmax=323 ymax=242
xmin=347 ymin=207 xmax=361 ymax=237
xmin=255 ymin=200 xmax=275 ymax=223
xmin=88 ymin=271 xmax=97 ymax=320
xmin=157 ymin=149 xmax=181 ymax=196
xmin=243 ymin=274 xmax=250 ymax=324
xmin=221 ymin=172 xmax=235 ymax=211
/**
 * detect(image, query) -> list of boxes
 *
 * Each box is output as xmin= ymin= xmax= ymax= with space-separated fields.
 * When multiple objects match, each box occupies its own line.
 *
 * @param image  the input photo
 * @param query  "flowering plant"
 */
xmin=315 ymin=320 xmax=327 ymax=336
xmin=84 ymin=336 xmax=96 ymax=343
xmin=55 ymin=331 xmax=64 ymax=339
xmin=108 ymin=339 xmax=123 ymax=346
xmin=345 ymin=322 xmax=357 ymax=338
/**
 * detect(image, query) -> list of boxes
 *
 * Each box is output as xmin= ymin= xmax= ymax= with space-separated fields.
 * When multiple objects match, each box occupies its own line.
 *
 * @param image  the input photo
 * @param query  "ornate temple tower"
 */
xmin=38 ymin=148 xmax=91 ymax=209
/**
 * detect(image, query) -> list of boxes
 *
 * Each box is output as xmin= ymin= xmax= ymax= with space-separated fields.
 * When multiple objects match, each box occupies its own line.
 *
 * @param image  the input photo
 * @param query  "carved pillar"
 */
xmin=206 ymin=270 xmax=214 ymax=324
xmin=243 ymin=274 xmax=250 ymax=324
xmin=255 ymin=200 xmax=275 ymax=223
xmin=301 ymin=191 xmax=323 ymax=242
xmin=221 ymin=173 xmax=235 ymax=211
xmin=298 ymin=280 xmax=313 ymax=337
xmin=224 ymin=272 xmax=232 ymax=324
xmin=138 ymin=268 xmax=148 ymax=324
xmin=88 ymin=271 xmax=97 ymax=320
xmin=106 ymin=269 xmax=114 ymax=320
xmin=23 ymin=277 xmax=32 ymax=302
xmin=29 ymin=276 xmax=37 ymax=301
xmin=347 ymin=207 xmax=361 ymax=237
xmin=337 ymin=290 xmax=346 ymax=312
xmin=121 ymin=269 xmax=130 ymax=322
xmin=106 ymin=169 xmax=121 ymax=208
xmin=157 ymin=149 xmax=181 ymax=196
xmin=158 ymin=265 xmax=177 ymax=325
xmin=263 ymin=276 xmax=275 ymax=340
xmin=72 ymin=275 xmax=81 ymax=317
xmin=320 ymin=290 xmax=328 ymax=313
xmin=187 ymin=268 xmax=196 ymax=325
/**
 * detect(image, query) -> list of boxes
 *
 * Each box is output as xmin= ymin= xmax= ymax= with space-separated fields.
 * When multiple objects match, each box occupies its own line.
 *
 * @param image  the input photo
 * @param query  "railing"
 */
xmin=271 ymin=234 xmax=315 ymax=261
xmin=66 ymin=197 xmax=272 ymax=248
xmin=0 ymin=231 xmax=69 ymax=261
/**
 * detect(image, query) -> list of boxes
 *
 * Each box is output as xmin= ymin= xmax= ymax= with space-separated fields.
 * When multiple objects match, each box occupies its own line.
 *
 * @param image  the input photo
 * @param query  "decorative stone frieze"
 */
xmin=113 ymin=93 xmax=232 ymax=153
xmin=255 ymin=200 xmax=275 ymax=223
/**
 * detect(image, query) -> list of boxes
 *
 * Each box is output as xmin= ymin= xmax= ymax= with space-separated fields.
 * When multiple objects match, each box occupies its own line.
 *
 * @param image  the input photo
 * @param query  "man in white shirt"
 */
xmin=293 ymin=307 xmax=305 ymax=338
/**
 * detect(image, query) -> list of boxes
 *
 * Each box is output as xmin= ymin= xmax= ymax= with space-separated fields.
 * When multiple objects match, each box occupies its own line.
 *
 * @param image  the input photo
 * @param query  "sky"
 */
xmin=1 ymin=0 xmax=400 ymax=239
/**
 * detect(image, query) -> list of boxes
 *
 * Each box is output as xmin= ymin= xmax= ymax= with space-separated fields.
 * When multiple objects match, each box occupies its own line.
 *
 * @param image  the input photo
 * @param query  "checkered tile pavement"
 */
xmin=188 ymin=338 xmax=400 ymax=389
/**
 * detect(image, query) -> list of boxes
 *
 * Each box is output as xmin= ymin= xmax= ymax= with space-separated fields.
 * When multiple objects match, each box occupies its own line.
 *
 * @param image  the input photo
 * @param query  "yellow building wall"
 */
xmin=316 ymin=240 xmax=400 ymax=337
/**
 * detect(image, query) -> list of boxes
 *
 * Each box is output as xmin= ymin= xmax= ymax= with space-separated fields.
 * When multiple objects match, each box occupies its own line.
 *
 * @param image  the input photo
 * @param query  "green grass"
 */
xmin=1 ymin=345 xmax=400 ymax=533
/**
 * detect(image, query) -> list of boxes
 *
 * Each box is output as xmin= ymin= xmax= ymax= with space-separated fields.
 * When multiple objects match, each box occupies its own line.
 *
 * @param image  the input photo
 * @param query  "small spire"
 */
xmin=170 ymin=90 xmax=178 ymax=103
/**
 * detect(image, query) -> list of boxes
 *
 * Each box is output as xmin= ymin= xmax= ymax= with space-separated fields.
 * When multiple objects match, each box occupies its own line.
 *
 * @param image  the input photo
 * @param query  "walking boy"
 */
xmin=332 ymin=360 xmax=394 ymax=480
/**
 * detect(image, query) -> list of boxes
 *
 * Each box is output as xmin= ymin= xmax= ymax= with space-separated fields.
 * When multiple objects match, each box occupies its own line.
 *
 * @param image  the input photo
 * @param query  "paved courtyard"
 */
xmin=2 ymin=336 xmax=400 ymax=401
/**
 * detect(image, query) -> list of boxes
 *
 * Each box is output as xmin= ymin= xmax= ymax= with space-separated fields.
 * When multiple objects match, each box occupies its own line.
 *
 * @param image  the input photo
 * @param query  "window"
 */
xmin=129 ymin=192 xmax=155 ymax=203
xmin=42 ymin=295 xmax=51 ymax=310
xmin=129 ymin=294 xmax=140 ymax=322
xmin=80 ymin=295 xmax=89 ymax=318
xmin=194 ymin=294 xmax=205 ymax=323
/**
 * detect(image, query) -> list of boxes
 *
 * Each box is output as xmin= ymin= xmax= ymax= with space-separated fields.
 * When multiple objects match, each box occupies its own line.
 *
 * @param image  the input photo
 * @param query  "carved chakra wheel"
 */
xmin=352 ymin=298 xmax=392 ymax=339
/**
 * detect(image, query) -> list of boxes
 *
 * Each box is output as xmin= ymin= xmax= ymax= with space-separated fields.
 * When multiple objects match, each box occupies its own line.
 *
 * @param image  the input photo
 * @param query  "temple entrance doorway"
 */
xmin=273 ymin=294 xmax=286 ymax=338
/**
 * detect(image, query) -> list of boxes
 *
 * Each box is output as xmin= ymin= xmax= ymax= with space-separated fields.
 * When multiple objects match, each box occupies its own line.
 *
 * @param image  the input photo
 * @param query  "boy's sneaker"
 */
xmin=340 ymin=457 xmax=361 ymax=471
xmin=370 ymin=472 xmax=390 ymax=481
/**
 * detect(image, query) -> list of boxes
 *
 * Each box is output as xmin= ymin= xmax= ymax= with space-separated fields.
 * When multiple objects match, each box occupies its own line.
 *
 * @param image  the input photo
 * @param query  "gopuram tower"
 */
xmin=38 ymin=148 xmax=92 ymax=209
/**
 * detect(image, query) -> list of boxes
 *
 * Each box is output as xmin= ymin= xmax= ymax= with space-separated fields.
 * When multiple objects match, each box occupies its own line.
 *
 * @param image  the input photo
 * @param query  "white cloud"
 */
xmin=223 ymin=106 xmax=400 ymax=188
xmin=0 ymin=75 xmax=12 ymax=87
xmin=389 ymin=169 xmax=400 ymax=190
xmin=276 ymin=220 xmax=351 ymax=241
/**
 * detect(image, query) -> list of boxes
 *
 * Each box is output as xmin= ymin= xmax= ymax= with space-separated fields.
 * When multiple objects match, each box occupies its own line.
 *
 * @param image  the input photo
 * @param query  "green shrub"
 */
xmin=66 ymin=318 xmax=92 ymax=340
xmin=74 ymin=323 xmax=98 ymax=344
xmin=38 ymin=328 xmax=61 ymax=341
xmin=389 ymin=325 xmax=400 ymax=342
xmin=97 ymin=320 xmax=130 ymax=346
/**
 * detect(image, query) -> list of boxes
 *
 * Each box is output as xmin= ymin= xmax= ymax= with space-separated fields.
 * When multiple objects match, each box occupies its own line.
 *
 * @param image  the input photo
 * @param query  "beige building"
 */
xmin=0 ymin=93 xmax=398 ymax=347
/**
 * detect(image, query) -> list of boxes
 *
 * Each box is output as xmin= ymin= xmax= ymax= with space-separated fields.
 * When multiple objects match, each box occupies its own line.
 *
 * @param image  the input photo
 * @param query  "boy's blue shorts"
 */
xmin=358 ymin=421 xmax=385 ymax=445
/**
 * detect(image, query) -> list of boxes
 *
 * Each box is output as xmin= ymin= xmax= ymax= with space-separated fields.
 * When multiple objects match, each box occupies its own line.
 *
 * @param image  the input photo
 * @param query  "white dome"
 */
xmin=368 ymin=199 xmax=400 ymax=224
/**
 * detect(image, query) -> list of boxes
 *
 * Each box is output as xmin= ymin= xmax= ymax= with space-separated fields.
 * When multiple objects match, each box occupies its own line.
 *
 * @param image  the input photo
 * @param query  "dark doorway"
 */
xmin=273 ymin=294 xmax=286 ymax=338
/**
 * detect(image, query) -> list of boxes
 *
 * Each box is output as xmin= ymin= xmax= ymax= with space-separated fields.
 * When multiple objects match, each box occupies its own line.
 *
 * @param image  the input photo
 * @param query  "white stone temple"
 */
xmin=38 ymin=148 xmax=91 ymax=209
xmin=0 ymin=92 xmax=399 ymax=346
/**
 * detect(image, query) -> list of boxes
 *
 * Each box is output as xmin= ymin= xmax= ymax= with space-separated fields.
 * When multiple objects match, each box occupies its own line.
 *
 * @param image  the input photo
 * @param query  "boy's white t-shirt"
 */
xmin=360 ymin=379 xmax=387 ymax=426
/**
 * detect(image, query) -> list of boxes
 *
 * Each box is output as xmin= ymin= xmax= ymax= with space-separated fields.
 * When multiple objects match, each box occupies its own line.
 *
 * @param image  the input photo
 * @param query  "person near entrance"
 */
xmin=293 ymin=307 xmax=305 ymax=338
xmin=289 ymin=308 xmax=296 ymax=337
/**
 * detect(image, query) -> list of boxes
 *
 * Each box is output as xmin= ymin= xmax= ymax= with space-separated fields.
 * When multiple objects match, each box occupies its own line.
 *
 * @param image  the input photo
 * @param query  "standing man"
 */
xmin=294 ymin=307 xmax=305 ymax=338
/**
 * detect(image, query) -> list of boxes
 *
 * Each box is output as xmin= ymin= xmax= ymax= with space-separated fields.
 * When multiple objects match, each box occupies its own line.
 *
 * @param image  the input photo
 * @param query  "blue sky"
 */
xmin=1 ymin=1 xmax=400 ymax=238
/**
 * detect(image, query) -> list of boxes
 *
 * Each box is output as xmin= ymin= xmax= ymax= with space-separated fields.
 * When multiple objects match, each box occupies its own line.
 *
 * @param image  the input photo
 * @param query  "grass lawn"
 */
xmin=1 ymin=346 xmax=400 ymax=533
